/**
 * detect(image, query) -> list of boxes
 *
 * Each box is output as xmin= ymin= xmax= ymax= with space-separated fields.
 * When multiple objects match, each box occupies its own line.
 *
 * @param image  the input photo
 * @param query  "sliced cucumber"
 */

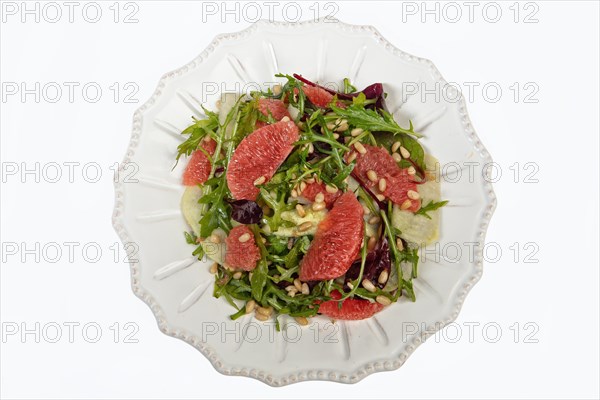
xmin=181 ymin=186 xmax=203 ymax=237
xmin=272 ymin=208 xmax=328 ymax=237
xmin=200 ymin=228 xmax=227 ymax=265
xmin=391 ymin=154 xmax=442 ymax=247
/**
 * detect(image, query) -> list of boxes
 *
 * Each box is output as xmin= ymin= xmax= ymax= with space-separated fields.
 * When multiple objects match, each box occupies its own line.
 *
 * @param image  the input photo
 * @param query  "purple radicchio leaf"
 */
xmin=228 ymin=199 xmax=263 ymax=224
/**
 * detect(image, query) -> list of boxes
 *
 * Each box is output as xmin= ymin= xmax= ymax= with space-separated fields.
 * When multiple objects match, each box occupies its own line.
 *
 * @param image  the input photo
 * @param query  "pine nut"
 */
xmin=400 ymin=146 xmax=411 ymax=159
xmin=301 ymin=282 xmax=310 ymax=295
xmin=378 ymin=270 xmax=389 ymax=284
xmin=308 ymin=143 xmax=314 ymax=154
xmin=306 ymin=177 xmax=315 ymax=184
xmin=332 ymin=133 xmax=340 ymax=139
xmin=376 ymin=295 xmax=392 ymax=306
xmin=209 ymin=234 xmax=221 ymax=244
xmin=291 ymin=189 xmax=298 ymax=198
xmin=293 ymin=278 xmax=302 ymax=291
xmin=285 ymin=285 xmax=296 ymax=292
xmin=288 ymin=290 xmax=297 ymax=297
xmin=245 ymin=300 xmax=256 ymax=314
xmin=253 ymin=176 xmax=266 ymax=186
xmin=298 ymin=221 xmax=313 ymax=232
xmin=376 ymin=194 xmax=386 ymax=202
xmin=367 ymin=236 xmax=377 ymax=251
xmin=392 ymin=152 xmax=402 ymax=162
xmin=295 ymin=316 xmax=309 ymax=326
xmin=407 ymin=166 xmax=416 ymax=175
xmin=336 ymin=122 xmax=349 ymax=132
xmin=273 ymin=84 xmax=282 ymax=95
xmin=255 ymin=312 xmax=269 ymax=321
xmin=347 ymin=282 xmax=354 ymax=290
xmin=311 ymin=202 xmax=326 ymax=211
xmin=378 ymin=178 xmax=387 ymax=192
xmin=362 ymin=279 xmax=377 ymax=293
xmin=296 ymin=204 xmax=306 ymax=217
xmin=367 ymin=170 xmax=378 ymax=182
xmin=351 ymin=128 xmax=363 ymax=137
xmin=209 ymin=263 xmax=218 ymax=274
xmin=400 ymin=199 xmax=412 ymax=210
xmin=391 ymin=141 xmax=401 ymax=153
xmin=238 ymin=233 xmax=251 ymax=243
xmin=325 ymin=184 xmax=338 ymax=194
xmin=354 ymin=142 xmax=367 ymax=154
xmin=315 ymin=192 xmax=325 ymax=203
xmin=281 ymin=116 xmax=290 ymax=122
xmin=257 ymin=306 xmax=273 ymax=317
xmin=396 ymin=238 xmax=404 ymax=251
xmin=368 ymin=216 xmax=381 ymax=225
xmin=407 ymin=190 xmax=420 ymax=200
xmin=347 ymin=152 xmax=357 ymax=163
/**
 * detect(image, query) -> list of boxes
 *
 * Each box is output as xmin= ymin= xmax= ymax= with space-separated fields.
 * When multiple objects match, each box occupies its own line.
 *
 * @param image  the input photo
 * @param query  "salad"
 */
xmin=177 ymin=74 xmax=447 ymax=327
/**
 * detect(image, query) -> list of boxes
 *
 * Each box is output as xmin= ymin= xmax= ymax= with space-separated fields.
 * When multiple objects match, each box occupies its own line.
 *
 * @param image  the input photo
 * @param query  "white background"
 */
xmin=1 ymin=1 xmax=598 ymax=398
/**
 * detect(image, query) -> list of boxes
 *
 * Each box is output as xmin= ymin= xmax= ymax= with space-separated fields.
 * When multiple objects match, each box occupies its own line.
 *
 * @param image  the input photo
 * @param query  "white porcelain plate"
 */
xmin=113 ymin=19 xmax=496 ymax=386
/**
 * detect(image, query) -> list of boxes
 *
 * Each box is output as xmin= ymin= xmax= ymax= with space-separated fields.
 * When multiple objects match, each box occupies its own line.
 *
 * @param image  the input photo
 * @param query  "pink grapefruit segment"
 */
xmin=255 ymin=98 xmax=291 ymax=128
xmin=224 ymin=225 xmax=260 ymax=271
xmin=182 ymin=138 xmax=217 ymax=186
xmin=350 ymin=144 xmax=420 ymax=212
xmin=226 ymin=120 xmax=299 ymax=201
xmin=299 ymin=192 xmax=364 ymax=281
xmin=300 ymin=181 xmax=342 ymax=209
xmin=295 ymin=85 xmax=346 ymax=109
xmin=318 ymin=290 xmax=384 ymax=320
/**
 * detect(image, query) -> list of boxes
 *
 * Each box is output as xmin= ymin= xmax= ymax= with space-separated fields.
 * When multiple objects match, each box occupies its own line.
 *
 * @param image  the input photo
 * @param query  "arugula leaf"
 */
xmin=283 ymin=236 xmax=310 ymax=269
xmin=266 ymin=236 xmax=289 ymax=255
xmin=351 ymin=92 xmax=367 ymax=106
xmin=372 ymin=131 xmax=426 ymax=174
xmin=184 ymin=231 xmax=205 ymax=260
xmin=397 ymin=134 xmax=426 ymax=171
xmin=415 ymin=200 xmax=449 ymax=219
xmin=331 ymin=104 xmax=423 ymax=138
xmin=175 ymin=110 xmax=220 ymax=164
xmin=275 ymin=73 xmax=307 ymax=117
xmin=343 ymin=78 xmax=357 ymax=94
xmin=235 ymin=97 xmax=260 ymax=145
xmin=249 ymin=225 xmax=268 ymax=301
xmin=184 ymin=231 xmax=197 ymax=244
xmin=197 ymin=174 xmax=232 ymax=237
xmin=259 ymin=187 xmax=292 ymax=232
xmin=399 ymin=246 xmax=419 ymax=279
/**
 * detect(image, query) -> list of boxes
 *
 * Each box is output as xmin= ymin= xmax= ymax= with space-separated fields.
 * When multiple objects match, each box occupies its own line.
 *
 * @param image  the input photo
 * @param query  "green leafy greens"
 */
xmin=176 ymin=74 xmax=447 ymax=325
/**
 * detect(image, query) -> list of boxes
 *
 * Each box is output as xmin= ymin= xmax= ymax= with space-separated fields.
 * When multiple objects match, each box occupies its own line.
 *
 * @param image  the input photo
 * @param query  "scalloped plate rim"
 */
xmin=111 ymin=18 xmax=497 ymax=386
